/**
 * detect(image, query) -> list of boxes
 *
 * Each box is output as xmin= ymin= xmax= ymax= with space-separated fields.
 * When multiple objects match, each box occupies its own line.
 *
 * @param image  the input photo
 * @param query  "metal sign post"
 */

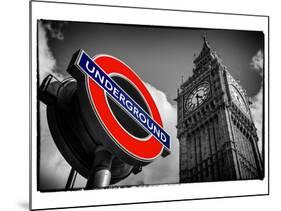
xmin=85 ymin=146 xmax=113 ymax=189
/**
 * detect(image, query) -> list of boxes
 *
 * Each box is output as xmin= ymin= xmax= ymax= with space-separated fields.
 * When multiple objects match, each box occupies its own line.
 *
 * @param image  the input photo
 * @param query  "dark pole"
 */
xmin=65 ymin=167 xmax=75 ymax=190
xmin=70 ymin=171 xmax=78 ymax=189
xmin=85 ymin=146 xmax=113 ymax=189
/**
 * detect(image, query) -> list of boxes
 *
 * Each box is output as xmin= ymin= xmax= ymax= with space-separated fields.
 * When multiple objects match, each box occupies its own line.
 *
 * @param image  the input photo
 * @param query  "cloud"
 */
xmin=39 ymin=103 xmax=72 ymax=190
xmin=43 ymin=21 xmax=66 ymax=40
xmin=38 ymin=21 xmax=65 ymax=83
xmin=115 ymin=83 xmax=179 ymax=186
xmin=38 ymin=21 xmax=72 ymax=190
xmin=250 ymin=50 xmax=264 ymax=76
xmin=249 ymin=50 xmax=264 ymax=153
xmin=250 ymin=88 xmax=263 ymax=152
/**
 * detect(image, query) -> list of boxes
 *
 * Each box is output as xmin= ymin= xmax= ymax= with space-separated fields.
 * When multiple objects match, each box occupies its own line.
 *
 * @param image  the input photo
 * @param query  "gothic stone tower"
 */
xmin=176 ymin=36 xmax=263 ymax=183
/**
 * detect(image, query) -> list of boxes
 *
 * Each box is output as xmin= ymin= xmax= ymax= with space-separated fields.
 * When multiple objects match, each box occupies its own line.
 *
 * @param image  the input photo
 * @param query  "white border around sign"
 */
xmin=30 ymin=1 xmax=269 ymax=210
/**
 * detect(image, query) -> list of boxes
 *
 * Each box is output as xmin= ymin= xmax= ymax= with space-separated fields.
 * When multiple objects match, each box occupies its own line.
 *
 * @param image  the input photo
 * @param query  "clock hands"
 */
xmin=195 ymin=93 xmax=203 ymax=105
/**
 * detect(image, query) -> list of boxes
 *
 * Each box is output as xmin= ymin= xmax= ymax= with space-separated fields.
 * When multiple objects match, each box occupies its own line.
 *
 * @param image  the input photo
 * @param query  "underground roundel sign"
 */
xmin=67 ymin=49 xmax=171 ymax=166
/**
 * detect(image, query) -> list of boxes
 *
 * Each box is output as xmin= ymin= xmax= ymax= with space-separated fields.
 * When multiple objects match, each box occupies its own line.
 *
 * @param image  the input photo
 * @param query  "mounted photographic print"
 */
xmin=30 ymin=1 xmax=269 ymax=210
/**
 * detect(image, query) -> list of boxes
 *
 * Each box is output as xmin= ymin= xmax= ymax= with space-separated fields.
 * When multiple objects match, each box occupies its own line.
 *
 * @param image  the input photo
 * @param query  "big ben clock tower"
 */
xmin=176 ymin=36 xmax=263 ymax=182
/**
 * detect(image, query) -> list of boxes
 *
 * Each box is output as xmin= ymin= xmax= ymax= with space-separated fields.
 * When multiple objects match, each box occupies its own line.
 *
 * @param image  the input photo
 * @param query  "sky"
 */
xmin=38 ymin=20 xmax=264 ymax=191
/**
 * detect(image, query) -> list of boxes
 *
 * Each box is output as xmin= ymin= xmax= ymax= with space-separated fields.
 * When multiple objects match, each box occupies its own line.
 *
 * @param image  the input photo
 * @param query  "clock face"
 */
xmin=229 ymin=84 xmax=248 ymax=114
xmin=184 ymin=82 xmax=210 ymax=112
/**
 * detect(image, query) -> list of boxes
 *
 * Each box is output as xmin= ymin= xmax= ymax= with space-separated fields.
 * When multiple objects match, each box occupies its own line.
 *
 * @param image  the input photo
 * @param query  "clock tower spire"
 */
xmin=176 ymin=37 xmax=263 ymax=182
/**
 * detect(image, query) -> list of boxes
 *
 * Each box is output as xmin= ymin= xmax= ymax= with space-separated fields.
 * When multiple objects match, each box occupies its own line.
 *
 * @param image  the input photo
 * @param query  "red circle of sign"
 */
xmin=87 ymin=55 xmax=163 ymax=162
